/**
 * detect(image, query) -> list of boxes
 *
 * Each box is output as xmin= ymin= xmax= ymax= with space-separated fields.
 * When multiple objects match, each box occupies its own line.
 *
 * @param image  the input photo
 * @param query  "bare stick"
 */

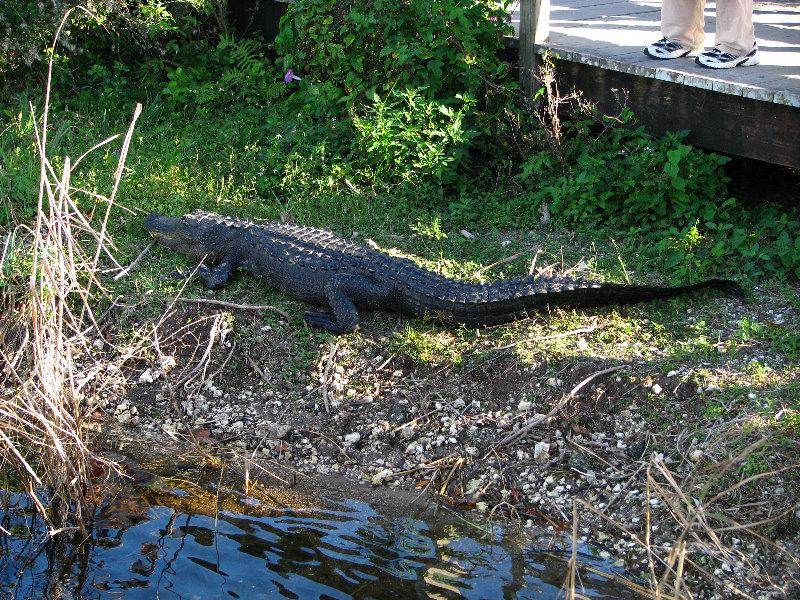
xmin=175 ymin=297 xmax=290 ymax=320
xmin=471 ymin=252 xmax=522 ymax=279
xmin=486 ymin=365 xmax=627 ymax=456
xmin=321 ymin=341 xmax=339 ymax=413
xmin=176 ymin=314 xmax=222 ymax=389
xmin=528 ymin=249 xmax=542 ymax=276
xmin=246 ymin=355 xmax=271 ymax=383
xmin=496 ymin=320 xmax=600 ymax=351
xmin=114 ymin=241 xmax=153 ymax=280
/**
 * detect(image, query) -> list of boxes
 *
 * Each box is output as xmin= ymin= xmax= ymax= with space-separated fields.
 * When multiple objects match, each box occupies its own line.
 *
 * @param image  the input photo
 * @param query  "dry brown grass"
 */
xmin=567 ymin=436 xmax=800 ymax=600
xmin=0 ymin=7 xmax=139 ymax=537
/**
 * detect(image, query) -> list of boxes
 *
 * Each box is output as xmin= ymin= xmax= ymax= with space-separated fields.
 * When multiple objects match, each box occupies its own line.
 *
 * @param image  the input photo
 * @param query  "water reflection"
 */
xmin=1 ymin=493 xmax=636 ymax=599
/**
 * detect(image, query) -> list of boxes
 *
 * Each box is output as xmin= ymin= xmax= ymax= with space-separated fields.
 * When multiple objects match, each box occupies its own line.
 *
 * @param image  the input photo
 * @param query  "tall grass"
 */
xmin=0 ymin=7 xmax=138 ymax=536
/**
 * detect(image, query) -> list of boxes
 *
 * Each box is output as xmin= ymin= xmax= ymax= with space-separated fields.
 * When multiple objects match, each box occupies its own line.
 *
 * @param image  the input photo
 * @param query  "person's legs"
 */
xmin=645 ymin=0 xmax=705 ymax=59
xmin=715 ymin=0 xmax=755 ymax=55
xmin=695 ymin=0 xmax=758 ymax=67
xmin=662 ymin=0 xmax=706 ymax=50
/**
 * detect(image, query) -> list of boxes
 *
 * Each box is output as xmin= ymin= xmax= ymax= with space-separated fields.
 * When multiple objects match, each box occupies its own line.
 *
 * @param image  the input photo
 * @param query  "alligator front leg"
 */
xmin=303 ymin=274 xmax=394 ymax=334
xmin=195 ymin=260 xmax=237 ymax=290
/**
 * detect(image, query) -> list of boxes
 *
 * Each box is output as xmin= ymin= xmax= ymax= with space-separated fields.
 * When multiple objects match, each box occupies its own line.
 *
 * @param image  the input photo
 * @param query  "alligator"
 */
xmin=144 ymin=210 xmax=744 ymax=334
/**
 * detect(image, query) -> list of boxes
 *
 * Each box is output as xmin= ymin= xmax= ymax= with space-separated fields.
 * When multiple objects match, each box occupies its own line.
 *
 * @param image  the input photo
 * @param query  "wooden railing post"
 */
xmin=519 ymin=0 xmax=550 ymax=97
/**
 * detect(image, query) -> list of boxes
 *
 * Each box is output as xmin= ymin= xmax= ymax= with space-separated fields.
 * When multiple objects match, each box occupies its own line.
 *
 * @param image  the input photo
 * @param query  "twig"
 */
xmin=343 ymin=178 xmax=360 ymax=195
xmin=496 ymin=319 xmax=600 ymax=351
xmin=486 ymin=365 xmax=626 ymax=457
xmin=175 ymin=297 xmax=290 ymax=320
xmin=299 ymin=428 xmax=352 ymax=461
xmin=176 ymin=313 xmax=222 ymax=389
xmin=246 ymin=355 xmax=271 ymax=383
xmin=438 ymin=457 xmax=464 ymax=495
xmin=321 ymin=341 xmax=339 ymax=413
xmin=114 ymin=241 xmax=153 ymax=280
xmin=206 ymin=339 xmax=237 ymax=384
xmin=564 ymin=502 xmax=580 ymax=600
xmin=471 ymin=252 xmax=522 ymax=279
xmin=528 ymin=249 xmax=542 ymax=276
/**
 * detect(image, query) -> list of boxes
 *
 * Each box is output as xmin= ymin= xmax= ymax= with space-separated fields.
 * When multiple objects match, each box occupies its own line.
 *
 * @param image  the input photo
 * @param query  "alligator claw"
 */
xmin=169 ymin=267 xmax=191 ymax=280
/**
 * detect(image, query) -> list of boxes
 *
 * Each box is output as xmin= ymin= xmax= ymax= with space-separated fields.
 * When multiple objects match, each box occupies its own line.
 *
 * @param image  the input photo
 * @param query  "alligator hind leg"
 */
xmin=303 ymin=274 xmax=394 ymax=334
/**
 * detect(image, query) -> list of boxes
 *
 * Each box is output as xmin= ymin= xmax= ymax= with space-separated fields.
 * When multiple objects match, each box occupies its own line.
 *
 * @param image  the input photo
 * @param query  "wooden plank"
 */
xmin=509 ymin=0 xmax=800 ymax=105
xmin=519 ymin=0 xmax=552 ymax=96
xmin=553 ymin=57 xmax=800 ymax=169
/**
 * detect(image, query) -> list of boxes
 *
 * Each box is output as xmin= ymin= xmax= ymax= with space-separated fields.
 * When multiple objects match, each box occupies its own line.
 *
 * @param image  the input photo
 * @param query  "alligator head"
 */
xmin=144 ymin=212 xmax=223 ymax=263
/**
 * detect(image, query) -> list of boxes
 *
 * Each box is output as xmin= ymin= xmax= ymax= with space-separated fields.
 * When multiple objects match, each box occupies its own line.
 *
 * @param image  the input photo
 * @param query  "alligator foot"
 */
xmin=303 ymin=310 xmax=359 ymax=334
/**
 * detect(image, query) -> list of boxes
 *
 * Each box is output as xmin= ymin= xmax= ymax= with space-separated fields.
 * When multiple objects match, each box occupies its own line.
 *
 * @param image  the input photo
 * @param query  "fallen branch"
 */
xmin=497 ymin=318 xmax=600 ymax=351
xmin=486 ymin=364 xmax=627 ymax=457
xmin=114 ymin=240 xmax=153 ymax=280
xmin=321 ymin=341 xmax=339 ymax=414
xmin=175 ymin=297 xmax=290 ymax=321
xmin=246 ymin=354 xmax=271 ymax=383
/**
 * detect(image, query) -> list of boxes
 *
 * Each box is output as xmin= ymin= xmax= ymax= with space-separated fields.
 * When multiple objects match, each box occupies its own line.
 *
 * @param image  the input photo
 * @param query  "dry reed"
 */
xmin=0 ymin=7 xmax=139 ymax=537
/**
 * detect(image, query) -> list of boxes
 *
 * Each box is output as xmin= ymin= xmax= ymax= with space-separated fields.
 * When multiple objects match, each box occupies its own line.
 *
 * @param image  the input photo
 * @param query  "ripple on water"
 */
xmin=1 ymin=495 xmax=638 ymax=599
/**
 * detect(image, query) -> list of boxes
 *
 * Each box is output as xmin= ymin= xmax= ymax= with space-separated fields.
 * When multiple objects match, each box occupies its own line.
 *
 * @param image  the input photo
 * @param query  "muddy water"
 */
xmin=1 ymin=470 xmax=639 ymax=599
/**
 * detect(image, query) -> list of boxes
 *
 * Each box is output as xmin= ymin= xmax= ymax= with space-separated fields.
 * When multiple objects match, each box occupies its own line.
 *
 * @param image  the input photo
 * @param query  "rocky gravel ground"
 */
xmin=93 ymin=283 xmax=799 ymax=600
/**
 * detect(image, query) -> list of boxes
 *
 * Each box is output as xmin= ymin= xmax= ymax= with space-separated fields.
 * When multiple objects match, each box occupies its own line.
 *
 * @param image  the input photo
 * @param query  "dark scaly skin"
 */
xmin=144 ymin=210 xmax=745 ymax=334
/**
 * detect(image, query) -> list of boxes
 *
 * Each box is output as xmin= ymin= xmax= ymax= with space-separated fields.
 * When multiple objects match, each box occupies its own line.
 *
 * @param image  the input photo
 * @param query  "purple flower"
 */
xmin=284 ymin=69 xmax=302 ymax=83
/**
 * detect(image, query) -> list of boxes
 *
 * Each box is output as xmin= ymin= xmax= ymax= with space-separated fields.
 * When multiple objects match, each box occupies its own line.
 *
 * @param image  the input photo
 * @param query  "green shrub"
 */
xmin=0 ymin=1 xmax=214 ymax=88
xmin=0 ymin=99 xmax=39 ymax=224
xmin=517 ymin=120 xmax=731 ymax=234
xmin=352 ymin=88 xmax=478 ymax=187
xmin=274 ymin=0 xmax=513 ymax=115
xmin=160 ymin=35 xmax=287 ymax=112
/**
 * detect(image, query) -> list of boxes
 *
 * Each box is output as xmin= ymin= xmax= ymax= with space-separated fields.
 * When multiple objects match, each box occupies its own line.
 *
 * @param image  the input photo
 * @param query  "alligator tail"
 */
xmin=565 ymin=278 xmax=746 ymax=307
xmin=431 ymin=277 xmax=744 ymax=327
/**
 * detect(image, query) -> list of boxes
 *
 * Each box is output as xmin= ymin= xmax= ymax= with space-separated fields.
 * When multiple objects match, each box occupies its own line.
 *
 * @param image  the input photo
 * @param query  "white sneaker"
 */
xmin=696 ymin=44 xmax=759 ymax=69
xmin=644 ymin=38 xmax=698 ymax=60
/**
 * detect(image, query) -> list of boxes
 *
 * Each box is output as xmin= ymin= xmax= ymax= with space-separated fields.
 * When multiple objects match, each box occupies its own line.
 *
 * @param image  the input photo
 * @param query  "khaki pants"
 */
xmin=661 ymin=0 xmax=755 ymax=56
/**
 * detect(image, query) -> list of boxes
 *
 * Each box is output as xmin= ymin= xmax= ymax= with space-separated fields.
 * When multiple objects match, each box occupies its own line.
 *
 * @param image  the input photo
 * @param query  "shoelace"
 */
xmin=702 ymin=48 xmax=737 ymax=60
xmin=655 ymin=38 xmax=679 ymax=49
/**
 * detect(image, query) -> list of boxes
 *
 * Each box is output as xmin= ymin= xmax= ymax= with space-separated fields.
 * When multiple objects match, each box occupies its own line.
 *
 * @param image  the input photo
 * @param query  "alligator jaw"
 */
xmin=144 ymin=213 xmax=210 ymax=262
xmin=144 ymin=213 xmax=181 ymax=241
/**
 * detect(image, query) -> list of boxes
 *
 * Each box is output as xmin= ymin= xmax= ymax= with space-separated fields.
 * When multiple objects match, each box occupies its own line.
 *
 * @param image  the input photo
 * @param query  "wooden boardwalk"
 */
xmin=506 ymin=0 xmax=800 ymax=167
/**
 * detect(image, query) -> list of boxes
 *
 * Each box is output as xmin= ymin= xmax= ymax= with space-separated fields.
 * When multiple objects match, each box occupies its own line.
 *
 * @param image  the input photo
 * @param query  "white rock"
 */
xmin=577 ymin=338 xmax=589 ymax=351
xmin=371 ymin=468 xmax=393 ymax=486
xmin=466 ymin=478 xmax=482 ymax=493
xmin=534 ymin=441 xmax=550 ymax=462
xmin=158 ymin=355 xmax=177 ymax=371
xmin=651 ymin=383 xmax=663 ymax=394
xmin=689 ymin=449 xmax=704 ymax=462
xmin=344 ymin=432 xmax=361 ymax=445
xmin=460 ymin=229 xmax=474 ymax=239
xmin=518 ymin=400 xmax=534 ymax=411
